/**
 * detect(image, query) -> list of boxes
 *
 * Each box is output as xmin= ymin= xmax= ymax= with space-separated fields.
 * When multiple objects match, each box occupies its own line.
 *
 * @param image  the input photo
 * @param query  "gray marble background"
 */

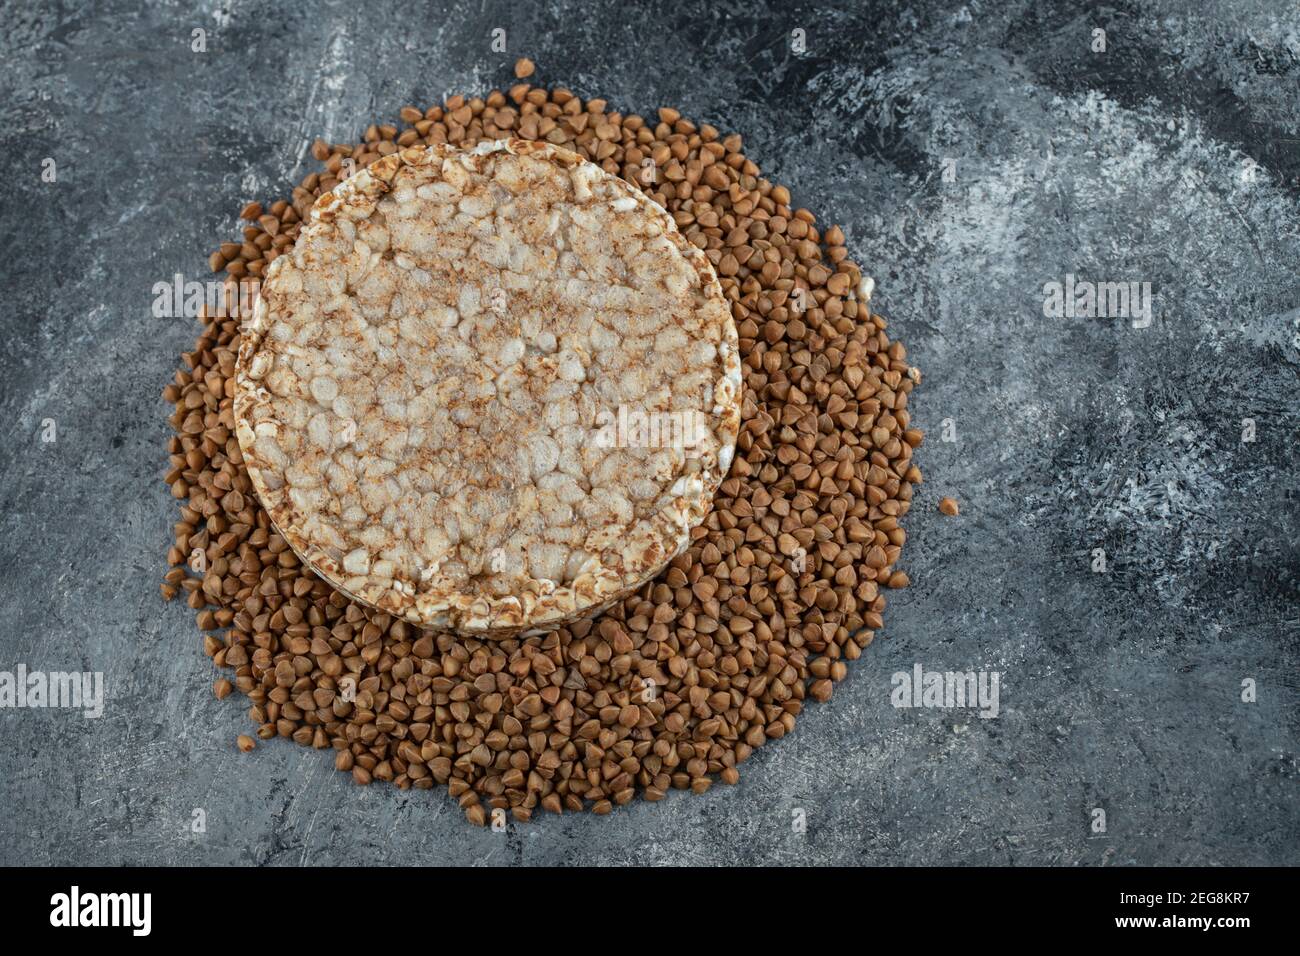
xmin=0 ymin=0 xmax=1296 ymax=866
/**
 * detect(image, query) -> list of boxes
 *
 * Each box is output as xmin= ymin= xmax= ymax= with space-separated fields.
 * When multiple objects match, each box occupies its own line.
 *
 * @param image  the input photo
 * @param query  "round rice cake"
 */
xmin=234 ymin=140 xmax=742 ymax=636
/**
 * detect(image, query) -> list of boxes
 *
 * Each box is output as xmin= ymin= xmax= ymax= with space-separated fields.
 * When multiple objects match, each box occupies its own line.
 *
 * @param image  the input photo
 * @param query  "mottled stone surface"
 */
xmin=0 ymin=0 xmax=1295 ymax=866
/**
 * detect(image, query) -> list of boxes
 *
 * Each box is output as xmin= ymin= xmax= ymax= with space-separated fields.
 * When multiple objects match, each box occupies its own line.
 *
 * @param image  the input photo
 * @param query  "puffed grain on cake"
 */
xmin=234 ymin=140 xmax=742 ymax=636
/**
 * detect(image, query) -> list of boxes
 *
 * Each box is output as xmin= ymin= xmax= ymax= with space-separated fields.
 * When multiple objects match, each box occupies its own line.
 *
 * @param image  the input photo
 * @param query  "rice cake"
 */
xmin=234 ymin=140 xmax=741 ymax=636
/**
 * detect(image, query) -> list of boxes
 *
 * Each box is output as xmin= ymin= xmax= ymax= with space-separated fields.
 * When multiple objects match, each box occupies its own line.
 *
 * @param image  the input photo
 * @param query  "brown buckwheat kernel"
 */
xmin=166 ymin=72 xmax=922 ymax=825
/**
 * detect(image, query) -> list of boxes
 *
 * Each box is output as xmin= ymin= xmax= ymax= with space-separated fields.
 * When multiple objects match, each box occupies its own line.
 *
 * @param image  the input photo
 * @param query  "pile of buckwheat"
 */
xmin=162 ymin=59 xmax=923 ymax=825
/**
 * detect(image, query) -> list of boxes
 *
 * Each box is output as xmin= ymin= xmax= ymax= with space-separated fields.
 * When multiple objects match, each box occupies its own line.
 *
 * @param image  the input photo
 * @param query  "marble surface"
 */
xmin=0 ymin=0 xmax=1296 ymax=865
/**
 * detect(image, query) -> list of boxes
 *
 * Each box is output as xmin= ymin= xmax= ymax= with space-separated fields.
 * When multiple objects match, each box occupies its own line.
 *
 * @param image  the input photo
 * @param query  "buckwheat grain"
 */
xmin=166 ymin=70 xmax=922 ymax=824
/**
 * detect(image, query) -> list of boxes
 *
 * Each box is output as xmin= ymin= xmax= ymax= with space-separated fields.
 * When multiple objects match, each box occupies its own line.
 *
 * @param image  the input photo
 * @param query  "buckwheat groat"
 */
xmin=235 ymin=140 xmax=741 ymax=635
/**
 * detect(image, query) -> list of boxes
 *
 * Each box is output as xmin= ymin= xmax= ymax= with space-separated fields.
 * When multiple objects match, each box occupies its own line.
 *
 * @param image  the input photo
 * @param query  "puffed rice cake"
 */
xmin=235 ymin=140 xmax=741 ymax=636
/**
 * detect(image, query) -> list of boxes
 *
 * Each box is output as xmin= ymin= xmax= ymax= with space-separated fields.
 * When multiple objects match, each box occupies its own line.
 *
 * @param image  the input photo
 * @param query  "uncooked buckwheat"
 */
xmin=164 ymin=61 xmax=923 ymax=824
